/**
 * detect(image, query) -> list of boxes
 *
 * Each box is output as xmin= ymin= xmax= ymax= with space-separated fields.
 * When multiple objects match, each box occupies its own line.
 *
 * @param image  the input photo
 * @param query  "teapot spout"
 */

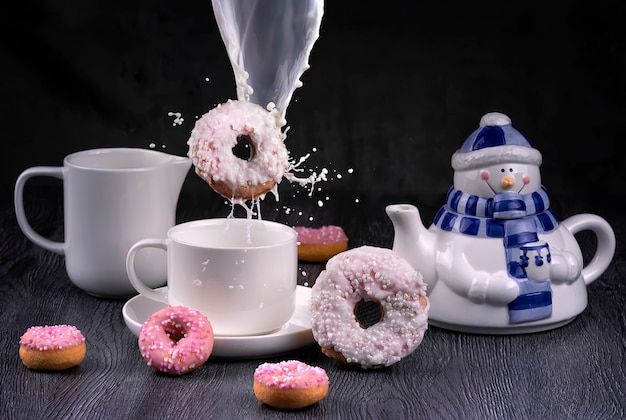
xmin=386 ymin=204 xmax=437 ymax=288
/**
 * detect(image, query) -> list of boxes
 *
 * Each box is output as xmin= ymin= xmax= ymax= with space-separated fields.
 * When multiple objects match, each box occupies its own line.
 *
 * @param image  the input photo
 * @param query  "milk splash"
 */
xmin=211 ymin=0 xmax=324 ymax=126
xmin=210 ymin=0 xmax=326 ymax=218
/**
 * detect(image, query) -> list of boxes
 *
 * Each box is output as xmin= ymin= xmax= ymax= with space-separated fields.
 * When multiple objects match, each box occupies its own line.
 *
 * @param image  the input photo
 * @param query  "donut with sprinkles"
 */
xmin=19 ymin=324 xmax=86 ymax=370
xmin=310 ymin=246 xmax=429 ymax=369
xmin=294 ymin=225 xmax=348 ymax=262
xmin=138 ymin=306 xmax=214 ymax=375
xmin=187 ymin=99 xmax=289 ymax=202
xmin=253 ymin=360 xmax=329 ymax=409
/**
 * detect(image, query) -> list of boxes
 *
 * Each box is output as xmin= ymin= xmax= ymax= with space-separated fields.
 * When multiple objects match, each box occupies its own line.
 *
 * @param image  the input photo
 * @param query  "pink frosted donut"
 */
xmin=253 ymin=360 xmax=329 ymax=409
xmin=295 ymin=225 xmax=348 ymax=262
xmin=187 ymin=99 xmax=289 ymax=201
xmin=139 ymin=305 xmax=214 ymax=375
xmin=19 ymin=324 xmax=86 ymax=370
xmin=310 ymin=246 xmax=429 ymax=369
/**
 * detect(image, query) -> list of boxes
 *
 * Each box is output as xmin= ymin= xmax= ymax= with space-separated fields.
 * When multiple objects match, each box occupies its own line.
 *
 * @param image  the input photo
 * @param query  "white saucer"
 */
xmin=122 ymin=285 xmax=315 ymax=359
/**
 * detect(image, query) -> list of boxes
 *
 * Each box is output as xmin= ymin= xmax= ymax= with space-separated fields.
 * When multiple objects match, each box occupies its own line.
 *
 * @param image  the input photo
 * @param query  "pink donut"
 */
xmin=310 ymin=246 xmax=429 ymax=369
xmin=139 ymin=306 xmax=214 ymax=375
xmin=253 ymin=360 xmax=329 ymax=409
xmin=187 ymin=99 xmax=289 ymax=201
xmin=19 ymin=324 xmax=86 ymax=370
xmin=295 ymin=225 xmax=348 ymax=262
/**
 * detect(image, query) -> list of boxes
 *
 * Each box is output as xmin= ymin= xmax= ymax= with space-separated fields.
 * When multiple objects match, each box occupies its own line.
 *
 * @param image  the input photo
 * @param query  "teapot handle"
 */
xmin=561 ymin=214 xmax=616 ymax=285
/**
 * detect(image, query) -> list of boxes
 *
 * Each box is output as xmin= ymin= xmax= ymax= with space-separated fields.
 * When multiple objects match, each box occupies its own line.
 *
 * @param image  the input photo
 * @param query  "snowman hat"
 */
xmin=451 ymin=112 xmax=542 ymax=170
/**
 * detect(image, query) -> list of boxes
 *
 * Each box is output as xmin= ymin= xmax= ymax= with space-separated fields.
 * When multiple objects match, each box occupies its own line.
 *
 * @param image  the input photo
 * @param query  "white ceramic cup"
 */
xmin=126 ymin=218 xmax=298 ymax=336
xmin=14 ymin=148 xmax=191 ymax=298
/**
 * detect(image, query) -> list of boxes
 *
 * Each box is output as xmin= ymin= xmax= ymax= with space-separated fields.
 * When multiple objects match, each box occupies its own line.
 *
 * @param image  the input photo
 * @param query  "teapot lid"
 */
xmin=451 ymin=112 xmax=542 ymax=170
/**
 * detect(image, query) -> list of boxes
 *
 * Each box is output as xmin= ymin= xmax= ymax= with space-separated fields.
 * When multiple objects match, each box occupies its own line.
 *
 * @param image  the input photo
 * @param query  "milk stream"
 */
xmin=211 ymin=0 xmax=324 ymax=126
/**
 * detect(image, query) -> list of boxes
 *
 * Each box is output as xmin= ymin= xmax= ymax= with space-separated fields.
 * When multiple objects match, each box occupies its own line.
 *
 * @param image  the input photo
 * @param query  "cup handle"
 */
xmin=126 ymin=239 xmax=169 ymax=302
xmin=14 ymin=166 xmax=65 ymax=255
xmin=561 ymin=213 xmax=616 ymax=285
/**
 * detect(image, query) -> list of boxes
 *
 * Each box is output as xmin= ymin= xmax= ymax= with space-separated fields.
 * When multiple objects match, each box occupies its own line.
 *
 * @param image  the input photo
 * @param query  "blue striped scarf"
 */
xmin=434 ymin=186 xmax=559 ymax=324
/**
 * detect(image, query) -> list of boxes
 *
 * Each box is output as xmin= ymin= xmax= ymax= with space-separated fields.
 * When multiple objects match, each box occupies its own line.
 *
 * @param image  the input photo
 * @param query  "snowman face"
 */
xmin=453 ymin=162 xmax=541 ymax=197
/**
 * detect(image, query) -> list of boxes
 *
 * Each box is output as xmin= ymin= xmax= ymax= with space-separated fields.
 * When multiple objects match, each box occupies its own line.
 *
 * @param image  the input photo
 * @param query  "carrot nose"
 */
xmin=501 ymin=176 xmax=515 ymax=189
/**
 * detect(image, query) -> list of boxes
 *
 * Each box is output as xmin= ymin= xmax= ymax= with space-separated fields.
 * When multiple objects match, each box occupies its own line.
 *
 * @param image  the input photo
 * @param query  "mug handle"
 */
xmin=561 ymin=213 xmax=616 ymax=285
xmin=14 ymin=167 xmax=65 ymax=255
xmin=126 ymin=239 xmax=169 ymax=302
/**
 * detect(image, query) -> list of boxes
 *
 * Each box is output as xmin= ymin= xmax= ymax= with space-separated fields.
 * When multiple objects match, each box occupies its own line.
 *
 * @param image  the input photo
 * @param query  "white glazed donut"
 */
xmin=187 ymin=99 xmax=290 ymax=201
xmin=310 ymin=246 xmax=429 ymax=369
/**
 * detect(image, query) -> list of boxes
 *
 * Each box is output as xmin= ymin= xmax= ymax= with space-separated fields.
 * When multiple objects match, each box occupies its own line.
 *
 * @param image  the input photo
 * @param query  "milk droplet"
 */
xmin=149 ymin=143 xmax=156 ymax=149
xmin=337 ymin=174 xmax=343 ymax=179
xmin=317 ymin=200 xmax=323 ymax=207
xmin=168 ymin=111 xmax=184 ymax=126
xmin=301 ymin=271 xmax=307 ymax=276
xmin=192 ymin=279 xmax=202 ymax=287
xmin=347 ymin=168 xmax=354 ymax=174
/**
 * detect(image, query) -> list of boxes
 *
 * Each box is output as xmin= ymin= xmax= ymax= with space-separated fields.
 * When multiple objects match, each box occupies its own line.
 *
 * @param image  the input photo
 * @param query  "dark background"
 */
xmin=2 ymin=0 xmax=625 ymax=217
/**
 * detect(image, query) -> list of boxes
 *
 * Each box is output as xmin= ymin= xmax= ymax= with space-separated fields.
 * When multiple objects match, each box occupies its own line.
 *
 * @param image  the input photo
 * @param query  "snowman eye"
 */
xmin=500 ymin=168 xmax=505 ymax=173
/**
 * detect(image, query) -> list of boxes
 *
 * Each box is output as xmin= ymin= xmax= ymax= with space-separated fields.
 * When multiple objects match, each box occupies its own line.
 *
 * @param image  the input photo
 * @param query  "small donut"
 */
xmin=187 ymin=99 xmax=290 ymax=201
xmin=139 ymin=305 xmax=214 ymax=375
xmin=294 ymin=225 xmax=348 ymax=262
xmin=253 ymin=360 xmax=329 ymax=410
xmin=310 ymin=246 xmax=429 ymax=369
xmin=19 ymin=324 xmax=86 ymax=370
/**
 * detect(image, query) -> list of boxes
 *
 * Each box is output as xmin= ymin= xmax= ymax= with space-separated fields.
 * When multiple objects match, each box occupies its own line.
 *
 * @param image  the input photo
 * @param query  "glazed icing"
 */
xmin=310 ymin=246 xmax=429 ymax=368
xmin=294 ymin=226 xmax=347 ymax=245
xmin=187 ymin=100 xmax=289 ymax=198
xmin=139 ymin=306 xmax=214 ymax=375
xmin=20 ymin=325 xmax=85 ymax=351
xmin=254 ymin=360 xmax=328 ymax=389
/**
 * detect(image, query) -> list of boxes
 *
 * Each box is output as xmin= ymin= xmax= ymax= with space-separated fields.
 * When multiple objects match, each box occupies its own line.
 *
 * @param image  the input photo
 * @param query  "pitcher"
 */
xmin=15 ymin=147 xmax=191 ymax=298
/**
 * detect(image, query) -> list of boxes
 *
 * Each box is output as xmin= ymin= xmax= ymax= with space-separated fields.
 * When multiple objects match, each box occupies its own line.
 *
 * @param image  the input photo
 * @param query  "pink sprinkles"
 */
xmin=20 ymin=325 xmax=85 ymax=351
xmin=254 ymin=360 xmax=329 ymax=389
xmin=294 ymin=226 xmax=347 ymax=245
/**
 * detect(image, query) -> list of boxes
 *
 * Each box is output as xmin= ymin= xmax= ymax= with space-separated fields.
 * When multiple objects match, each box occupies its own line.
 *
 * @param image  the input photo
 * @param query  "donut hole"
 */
xmin=164 ymin=322 xmax=186 ymax=343
xmin=354 ymin=299 xmax=384 ymax=329
xmin=232 ymin=135 xmax=256 ymax=161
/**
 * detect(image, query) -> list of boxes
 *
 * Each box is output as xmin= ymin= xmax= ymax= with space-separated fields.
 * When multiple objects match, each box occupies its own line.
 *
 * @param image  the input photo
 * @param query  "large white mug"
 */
xmin=14 ymin=148 xmax=191 ymax=298
xmin=126 ymin=218 xmax=298 ymax=336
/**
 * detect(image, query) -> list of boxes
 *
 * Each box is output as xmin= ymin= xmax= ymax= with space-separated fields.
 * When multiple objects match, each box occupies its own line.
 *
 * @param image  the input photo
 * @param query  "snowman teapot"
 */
xmin=386 ymin=112 xmax=616 ymax=334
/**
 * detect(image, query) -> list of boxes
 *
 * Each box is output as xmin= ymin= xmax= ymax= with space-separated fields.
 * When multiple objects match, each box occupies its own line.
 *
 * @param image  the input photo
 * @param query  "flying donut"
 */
xmin=187 ymin=100 xmax=290 ymax=201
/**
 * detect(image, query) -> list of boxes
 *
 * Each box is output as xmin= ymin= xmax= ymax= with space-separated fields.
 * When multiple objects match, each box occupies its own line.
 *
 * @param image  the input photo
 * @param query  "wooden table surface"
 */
xmin=1 ymin=184 xmax=624 ymax=419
